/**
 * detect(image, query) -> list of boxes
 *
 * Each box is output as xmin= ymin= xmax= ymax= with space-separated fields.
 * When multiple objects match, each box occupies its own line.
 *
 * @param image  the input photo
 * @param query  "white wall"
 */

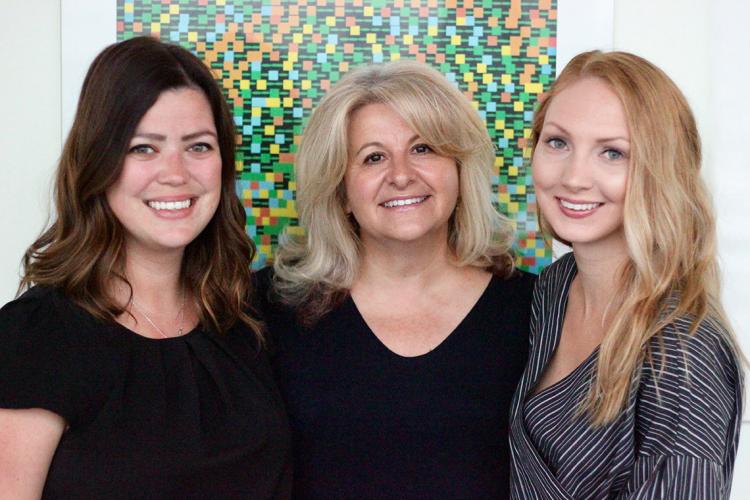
xmin=0 ymin=0 xmax=61 ymax=304
xmin=1 ymin=0 xmax=747 ymax=494
xmin=613 ymin=0 xmax=750 ymax=496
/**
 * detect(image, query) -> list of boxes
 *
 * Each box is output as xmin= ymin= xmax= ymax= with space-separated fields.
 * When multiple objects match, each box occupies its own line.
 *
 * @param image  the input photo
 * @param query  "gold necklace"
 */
xmin=129 ymin=291 xmax=186 ymax=338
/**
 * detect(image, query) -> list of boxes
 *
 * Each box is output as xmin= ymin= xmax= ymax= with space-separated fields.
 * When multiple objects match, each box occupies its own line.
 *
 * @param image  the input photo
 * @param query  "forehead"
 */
xmin=348 ymin=102 xmax=416 ymax=142
xmin=137 ymin=87 xmax=215 ymax=130
xmin=544 ymin=77 xmax=629 ymax=137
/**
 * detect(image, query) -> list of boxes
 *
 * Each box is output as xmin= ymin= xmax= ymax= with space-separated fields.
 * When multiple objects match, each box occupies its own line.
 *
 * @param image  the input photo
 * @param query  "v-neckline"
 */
xmin=346 ymin=274 xmax=497 ymax=359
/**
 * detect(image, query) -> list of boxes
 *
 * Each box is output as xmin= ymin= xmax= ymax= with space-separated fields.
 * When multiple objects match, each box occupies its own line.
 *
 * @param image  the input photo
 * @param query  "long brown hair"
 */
xmin=531 ymin=50 xmax=744 ymax=425
xmin=21 ymin=36 xmax=261 ymax=338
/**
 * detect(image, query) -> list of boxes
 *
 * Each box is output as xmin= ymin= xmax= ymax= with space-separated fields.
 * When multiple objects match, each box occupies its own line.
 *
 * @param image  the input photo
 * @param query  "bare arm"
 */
xmin=0 ymin=408 xmax=65 ymax=500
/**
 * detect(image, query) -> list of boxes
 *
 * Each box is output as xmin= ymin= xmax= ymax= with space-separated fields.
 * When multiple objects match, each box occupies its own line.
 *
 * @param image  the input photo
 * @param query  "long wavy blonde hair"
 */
xmin=531 ymin=50 xmax=744 ymax=425
xmin=274 ymin=60 xmax=516 ymax=324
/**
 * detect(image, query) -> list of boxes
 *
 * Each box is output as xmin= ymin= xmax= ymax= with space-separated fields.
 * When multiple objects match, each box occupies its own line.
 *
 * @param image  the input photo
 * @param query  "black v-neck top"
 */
xmin=0 ymin=285 xmax=292 ymax=499
xmin=257 ymin=267 xmax=535 ymax=499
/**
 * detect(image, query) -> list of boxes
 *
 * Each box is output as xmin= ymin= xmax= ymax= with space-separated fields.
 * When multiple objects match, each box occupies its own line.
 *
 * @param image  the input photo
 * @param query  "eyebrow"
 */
xmin=353 ymin=134 xmax=421 ymax=156
xmin=131 ymin=130 xmax=217 ymax=142
xmin=542 ymin=121 xmax=629 ymax=143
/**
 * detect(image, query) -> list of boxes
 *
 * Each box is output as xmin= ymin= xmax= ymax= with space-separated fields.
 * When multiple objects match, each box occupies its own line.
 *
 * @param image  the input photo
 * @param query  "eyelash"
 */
xmin=189 ymin=142 xmax=213 ymax=153
xmin=129 ymin=144 xmax=155 ymax=154
xmin=362 ymin=144 xmax=434 ymax=164
xmin=128 ymin=143 xmax=214 ymax=155
xmin=545 ymin=137 xmax=567 ymax=149
xmin=603 ymin=148 xmax=625 ymax=161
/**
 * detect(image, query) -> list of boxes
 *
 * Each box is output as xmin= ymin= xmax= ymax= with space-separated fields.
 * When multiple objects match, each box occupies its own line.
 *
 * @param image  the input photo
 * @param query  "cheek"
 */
xmin=599 ymin=171 xmax=628 ymax=203
xmin=531 ymin=153 xmax=556 ymax=193
xmin=194 ymin=161 xmax=223 ymax=194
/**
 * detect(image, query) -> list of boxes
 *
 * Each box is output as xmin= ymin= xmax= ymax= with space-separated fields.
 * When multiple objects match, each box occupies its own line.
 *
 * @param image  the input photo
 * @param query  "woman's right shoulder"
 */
xmin=1 ymin=286 xmax=64 ymax=328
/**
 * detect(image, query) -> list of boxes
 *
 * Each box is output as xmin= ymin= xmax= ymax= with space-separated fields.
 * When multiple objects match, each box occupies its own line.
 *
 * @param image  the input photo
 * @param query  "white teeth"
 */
xmin=148 ymin=199 xmax=192 ymax=211
xmin=382 ymin=196 xmax=427 ymax=208
xmin=559 ymin=199 xmax=600 ymax=211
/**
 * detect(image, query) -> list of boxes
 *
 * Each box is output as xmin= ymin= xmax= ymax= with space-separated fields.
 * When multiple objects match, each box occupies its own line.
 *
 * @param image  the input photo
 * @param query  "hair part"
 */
xmin=21 ymin=36 xmax=262 ymax=339
xmin=273 ymin=60 xmax=515 ymax=325
xmin=531 ymin=50 xmax=744 ymax=425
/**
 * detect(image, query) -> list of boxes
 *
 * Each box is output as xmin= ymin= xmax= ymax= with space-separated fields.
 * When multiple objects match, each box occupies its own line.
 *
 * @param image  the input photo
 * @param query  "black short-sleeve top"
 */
xmin=0 ymin=286 xmax=292 ymax=499
xmin=257 ymin=267 xmax=536 ymax=500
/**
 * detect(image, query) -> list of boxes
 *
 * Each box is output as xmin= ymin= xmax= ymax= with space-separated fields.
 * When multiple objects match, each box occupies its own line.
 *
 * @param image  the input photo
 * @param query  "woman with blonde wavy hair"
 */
xmin=257 ymin=60 xmax=535 ymax=498
xmin=0 ymin=37 xmax=291 ymax=497
xmin=509 ymin=50 xmax=744 ymax=499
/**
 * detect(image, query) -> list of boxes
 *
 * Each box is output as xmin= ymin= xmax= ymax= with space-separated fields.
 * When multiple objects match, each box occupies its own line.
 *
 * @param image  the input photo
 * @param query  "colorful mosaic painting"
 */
xmin=117 ymin=0 xmax=556 ymax=273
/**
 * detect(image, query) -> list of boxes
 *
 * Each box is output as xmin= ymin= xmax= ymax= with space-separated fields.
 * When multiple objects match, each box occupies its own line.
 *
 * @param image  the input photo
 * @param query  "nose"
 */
xmin=157 ymin=150 xmax=189 ymax=186
xmin=560 ymin=152 xmax=593 ymax=192
xmin=387 ymin=154 xmax=415 ymax=189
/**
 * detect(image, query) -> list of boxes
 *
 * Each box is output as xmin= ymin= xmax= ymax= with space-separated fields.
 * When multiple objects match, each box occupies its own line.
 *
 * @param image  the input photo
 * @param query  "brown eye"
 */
xmin=412 ymin=143 xmax=433 ymax=154
xmin=364 ymin=152 xmax=385 ymax=164
xmin=189 ymin=143 xmax=213 ymax=153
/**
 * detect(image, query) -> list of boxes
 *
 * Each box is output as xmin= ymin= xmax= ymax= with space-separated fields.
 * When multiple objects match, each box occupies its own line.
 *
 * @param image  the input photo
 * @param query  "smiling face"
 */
xmin=106 ymin=87 xmax=222 ymax=258
xmin=533 ymin=77 xmax=630 ymax=253
xmin=343 ymin=102 xmax=460 ymax=250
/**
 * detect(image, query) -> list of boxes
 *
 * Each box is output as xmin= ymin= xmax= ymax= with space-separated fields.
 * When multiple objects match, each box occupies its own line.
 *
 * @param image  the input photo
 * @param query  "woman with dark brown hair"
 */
xmin=0 ymin=37 xmax=291 ymax=498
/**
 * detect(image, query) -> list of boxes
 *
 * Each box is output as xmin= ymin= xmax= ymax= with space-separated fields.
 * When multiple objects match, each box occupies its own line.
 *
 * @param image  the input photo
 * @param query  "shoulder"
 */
xmin=636 ymin=315 xmax=743 ymax=462
xmin=0 ymin=286 xmax=119 ymax=425
xmin=0 ymin=286 xmax=84 ymax=337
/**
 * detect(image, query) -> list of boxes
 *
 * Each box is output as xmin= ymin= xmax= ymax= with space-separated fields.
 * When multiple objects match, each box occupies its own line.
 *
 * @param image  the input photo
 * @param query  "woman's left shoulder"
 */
xmin=636 ymin=315 xmax=743 ymax=460
xmin=655 ymin=315 xmax=742 ymax=382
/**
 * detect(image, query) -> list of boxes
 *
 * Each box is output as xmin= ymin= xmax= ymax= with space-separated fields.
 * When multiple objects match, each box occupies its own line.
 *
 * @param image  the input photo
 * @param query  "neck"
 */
xmin=356 ymin=235 xmax=458 ymax=290
xmin=571 ymin=237 xmax=629 ymax=318
xmin=116 ymin=246 xmax=185 ymax=308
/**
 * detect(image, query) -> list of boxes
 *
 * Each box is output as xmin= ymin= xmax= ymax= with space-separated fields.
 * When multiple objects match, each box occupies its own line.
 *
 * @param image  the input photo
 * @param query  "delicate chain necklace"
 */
xmin=129 ymin=290 xmax=186 ymax=338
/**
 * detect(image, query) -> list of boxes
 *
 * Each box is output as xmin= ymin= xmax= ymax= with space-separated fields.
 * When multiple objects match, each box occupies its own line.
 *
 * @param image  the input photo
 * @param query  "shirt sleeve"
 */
xmin=0 ymin=287 xmax=114 ymax=426
xmin=621 ymin=317 xmax=743 ymax=500
xmin=619 ymin=454 xmax=727 ymax=500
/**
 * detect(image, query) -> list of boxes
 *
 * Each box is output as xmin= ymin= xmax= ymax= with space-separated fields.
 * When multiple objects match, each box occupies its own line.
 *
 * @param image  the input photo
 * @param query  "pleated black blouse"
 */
xmin=0 ymin=286 xmax=292 ymax=499
xmin=509 ymin=253 xmax=744 ymax=499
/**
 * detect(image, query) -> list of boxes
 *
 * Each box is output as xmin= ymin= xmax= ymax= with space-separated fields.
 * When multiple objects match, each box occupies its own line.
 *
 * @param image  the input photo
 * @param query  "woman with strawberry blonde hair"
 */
xmin=509 ymin=50 xmax=744 ymax=499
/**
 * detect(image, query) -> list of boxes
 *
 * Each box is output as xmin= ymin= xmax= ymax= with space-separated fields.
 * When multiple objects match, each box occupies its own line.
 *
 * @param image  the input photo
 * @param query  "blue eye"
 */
xmin=604 ymin=148 xmax=625 ymax=161
xmin=546 ymin=137 xmax=567 ymax=149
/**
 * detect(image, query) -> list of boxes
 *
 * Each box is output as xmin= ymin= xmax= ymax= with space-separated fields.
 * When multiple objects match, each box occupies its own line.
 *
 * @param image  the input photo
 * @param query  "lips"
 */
xmin=556 ymin=197 xmax=602 ymax=218
xmin=380 ymin=195 xmax=429 ymax=208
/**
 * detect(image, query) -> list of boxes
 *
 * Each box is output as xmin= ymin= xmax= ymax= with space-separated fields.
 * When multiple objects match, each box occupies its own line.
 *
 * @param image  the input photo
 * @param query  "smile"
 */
xmin=558 ymin=198 xmax=602 ymax=211
xmin=147 ymin=198 xmax=193 ymax=211
xmin=381 ymin=196 xmax=429 ymax=208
